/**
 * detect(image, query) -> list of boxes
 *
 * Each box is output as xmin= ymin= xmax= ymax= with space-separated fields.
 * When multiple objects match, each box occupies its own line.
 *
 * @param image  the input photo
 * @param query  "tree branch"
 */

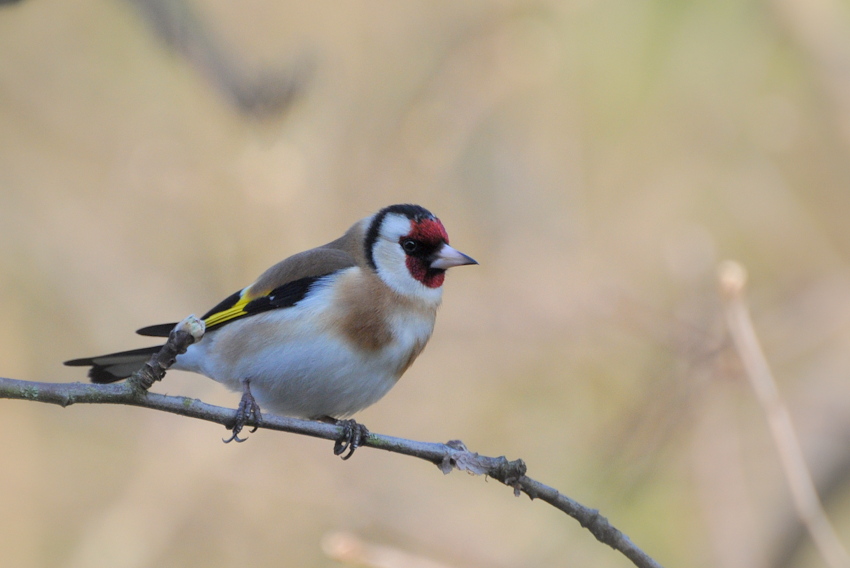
xmin=1 ymin=319 xmax=664 ymax=568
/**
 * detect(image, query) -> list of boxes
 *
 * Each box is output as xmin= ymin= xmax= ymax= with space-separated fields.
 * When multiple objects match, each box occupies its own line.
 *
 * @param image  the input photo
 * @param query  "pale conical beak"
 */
xmin=430 ymin=244 xmax=478 ymax=269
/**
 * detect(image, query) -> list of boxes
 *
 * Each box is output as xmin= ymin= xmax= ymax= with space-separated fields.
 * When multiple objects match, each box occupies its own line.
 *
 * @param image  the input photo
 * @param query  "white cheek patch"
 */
xmin=372 ymin=214 xmax=411 ymax=286
xmin=372 ymin=239 xmax=413 ymax=294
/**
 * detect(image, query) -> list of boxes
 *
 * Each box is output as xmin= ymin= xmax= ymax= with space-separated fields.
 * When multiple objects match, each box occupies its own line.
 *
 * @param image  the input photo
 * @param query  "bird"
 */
xmin=65 ymin=204 xmax=477 ymax=457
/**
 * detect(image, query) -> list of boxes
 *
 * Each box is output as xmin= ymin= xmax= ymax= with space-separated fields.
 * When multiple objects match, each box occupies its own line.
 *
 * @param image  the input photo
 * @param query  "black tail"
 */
xmin=64 ymin=345 xmax=165 ymax=384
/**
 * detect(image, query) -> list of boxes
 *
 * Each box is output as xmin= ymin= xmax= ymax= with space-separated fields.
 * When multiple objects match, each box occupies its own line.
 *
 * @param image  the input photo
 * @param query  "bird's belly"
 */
xmin=232 ymin=338 xmax=403 ymax=418
xmin=176 ymin=307 xmax=433 ymax=418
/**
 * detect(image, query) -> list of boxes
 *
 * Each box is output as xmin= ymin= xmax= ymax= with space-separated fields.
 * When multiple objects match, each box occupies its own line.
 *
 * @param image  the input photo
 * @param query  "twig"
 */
xmin=0 ymin=323 xmax=664 ymax=568
xmin=719 ymin=260 xmax=850 ymax=568
xmin=128 ymin=315 xmax=206 ymax=391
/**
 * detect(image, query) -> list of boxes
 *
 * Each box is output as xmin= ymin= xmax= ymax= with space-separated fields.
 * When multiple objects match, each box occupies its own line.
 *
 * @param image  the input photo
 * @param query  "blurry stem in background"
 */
xmin=719 ymin=260 xmax=850 ymax=568
xmin=126 ymin=0 xmax=310 ymax=118
xmin=322 ymin=531 xmax=456 ymax=568
xmin=0 ymin=326 xmax=664 ymax=568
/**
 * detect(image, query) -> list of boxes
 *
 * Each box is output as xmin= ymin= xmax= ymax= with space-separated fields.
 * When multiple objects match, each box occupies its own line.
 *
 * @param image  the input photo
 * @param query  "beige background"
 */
xmin=3 ymin=1 xmax=850 ymax=567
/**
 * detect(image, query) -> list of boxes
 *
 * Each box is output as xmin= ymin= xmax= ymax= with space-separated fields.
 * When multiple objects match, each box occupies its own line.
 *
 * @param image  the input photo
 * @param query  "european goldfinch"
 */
xmin=65 ymin=204 xmax=477 ymax=455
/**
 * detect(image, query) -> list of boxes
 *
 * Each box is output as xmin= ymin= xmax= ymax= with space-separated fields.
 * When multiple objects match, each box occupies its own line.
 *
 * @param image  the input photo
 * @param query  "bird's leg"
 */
xmin=223 ymin=379 xmax=262 ymax=443
xmin=317 ymin=416 xmax=370 ymax=460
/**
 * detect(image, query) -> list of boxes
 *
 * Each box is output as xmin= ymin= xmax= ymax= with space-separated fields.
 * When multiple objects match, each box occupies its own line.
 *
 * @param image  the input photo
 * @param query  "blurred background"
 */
xmin=2 ymin=0 xmax=850 ymax=566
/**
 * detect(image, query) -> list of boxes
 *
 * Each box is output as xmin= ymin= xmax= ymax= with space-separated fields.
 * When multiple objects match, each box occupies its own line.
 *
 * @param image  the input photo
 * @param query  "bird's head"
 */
xmin=365 ymin=204 xmax=477 ymax=301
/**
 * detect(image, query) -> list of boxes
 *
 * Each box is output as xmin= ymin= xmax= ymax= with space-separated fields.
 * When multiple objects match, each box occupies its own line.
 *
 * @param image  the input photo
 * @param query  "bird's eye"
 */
xmin=401 ymin=239 xmax=419 ymax=253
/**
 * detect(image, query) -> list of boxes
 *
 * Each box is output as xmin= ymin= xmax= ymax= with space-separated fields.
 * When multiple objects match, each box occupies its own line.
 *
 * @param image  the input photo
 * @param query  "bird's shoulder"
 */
xmin=249 ymin=220 xmax=369 ymax=294
xmin=249 ymin=247 xmax=354 ymax=296
xmin=202 ymin=245 xmax=359 ymax=331
xmin=138 ymin=223 xmax=371 ymax=337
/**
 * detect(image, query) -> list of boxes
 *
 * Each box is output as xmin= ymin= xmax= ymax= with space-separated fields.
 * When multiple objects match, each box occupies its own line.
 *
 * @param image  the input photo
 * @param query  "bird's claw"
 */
xmin=223 ymin=381 xmax=262 ymax=443
xmin=332 ymin=419 xmax=370 ymax=460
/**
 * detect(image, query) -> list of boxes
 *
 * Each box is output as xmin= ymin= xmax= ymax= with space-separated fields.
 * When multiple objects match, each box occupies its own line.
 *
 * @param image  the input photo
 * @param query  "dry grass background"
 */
xmin=3 ymin=1 xmax=850 ymax=567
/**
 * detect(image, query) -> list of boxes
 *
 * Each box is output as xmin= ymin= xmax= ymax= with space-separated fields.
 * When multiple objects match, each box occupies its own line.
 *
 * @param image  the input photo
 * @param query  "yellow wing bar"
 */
xmin=203 ymin=289 xmax=254 ymax=328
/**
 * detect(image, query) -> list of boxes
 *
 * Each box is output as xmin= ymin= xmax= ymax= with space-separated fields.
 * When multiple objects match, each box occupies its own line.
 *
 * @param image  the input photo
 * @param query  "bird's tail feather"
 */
xmin=64 ymin=346 xmax=164 ymax=384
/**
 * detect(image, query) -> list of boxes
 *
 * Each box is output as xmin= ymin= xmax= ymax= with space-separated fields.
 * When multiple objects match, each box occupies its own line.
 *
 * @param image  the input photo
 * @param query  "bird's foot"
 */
xmin=334 ymin=419 xmax=369 ymax=460
xmin=319 ymin=417 xmax=370 ymax=460
xmin=223 ymin=380 xmax=262 ymax=443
